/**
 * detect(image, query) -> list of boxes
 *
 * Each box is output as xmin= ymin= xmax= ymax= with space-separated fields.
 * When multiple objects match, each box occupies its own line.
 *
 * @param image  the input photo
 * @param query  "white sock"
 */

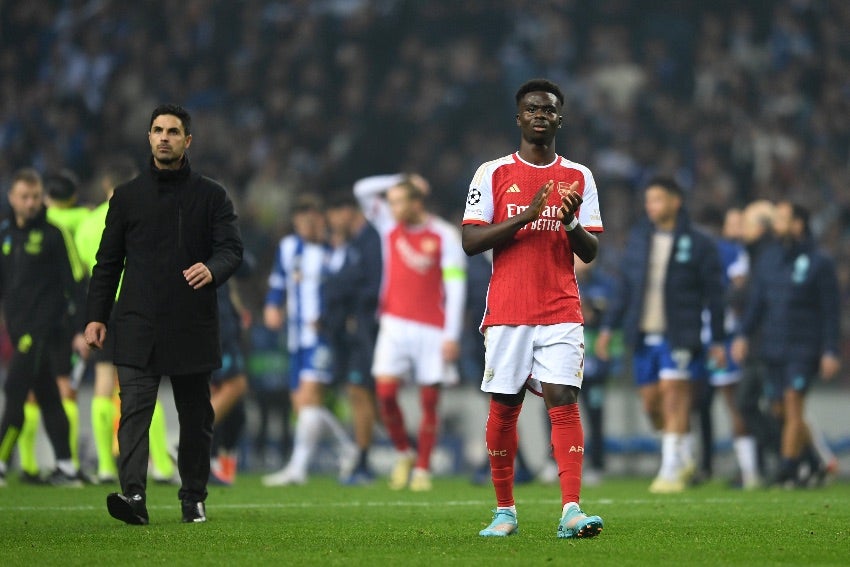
xmin=562 ymin=501 xmax=580 ymax=515
xmin=497 ymin=505 xmax=517 ymax=516
xmin=659 ymin=433 xmax=681 ymax=480
xmin=679 ymin=432 xmax=694 ymax=468
xmin=806 ymin=420 xmax=836 ymax=464
xmin=734 ymin=436 xmax=759 ymax=483
xmin=317 ymin=407 xmax=352 ymax=449
xmin=287 ymin=406 xmax=324 ymax=477
xmin=56 ymin=459 xmax=77 ymax=476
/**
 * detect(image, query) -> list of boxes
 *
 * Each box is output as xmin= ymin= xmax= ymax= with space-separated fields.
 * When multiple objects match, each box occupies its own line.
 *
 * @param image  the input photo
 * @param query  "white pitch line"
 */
xmin=0 ymin=496 xmax=762 ymax=513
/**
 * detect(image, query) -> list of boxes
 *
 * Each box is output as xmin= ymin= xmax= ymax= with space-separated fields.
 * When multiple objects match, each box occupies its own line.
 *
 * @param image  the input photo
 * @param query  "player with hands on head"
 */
xmin=354 ymin=172 xmax=466 ymax=492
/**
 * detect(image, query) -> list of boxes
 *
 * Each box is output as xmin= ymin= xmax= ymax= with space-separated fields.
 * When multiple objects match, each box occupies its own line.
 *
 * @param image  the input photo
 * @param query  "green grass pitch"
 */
xmin=2 ymin=474 xmax=848 ymax=566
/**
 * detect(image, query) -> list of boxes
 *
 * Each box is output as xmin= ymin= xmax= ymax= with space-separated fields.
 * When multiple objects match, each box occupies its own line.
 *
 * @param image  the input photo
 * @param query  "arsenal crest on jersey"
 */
xmin=420 ymin=236 xmax=438 ymax=254
xmin=557 ymin=181 xmax=570 ymax=198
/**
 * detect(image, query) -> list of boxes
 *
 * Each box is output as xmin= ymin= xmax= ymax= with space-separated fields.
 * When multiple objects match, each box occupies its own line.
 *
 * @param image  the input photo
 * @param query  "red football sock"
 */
xmin=549 ymin=403 xmax=584 ymax=505
xmin=376 ymin=381 xmax=410 ymax=452
xmin=416 ymin=386 xmax=440 ymax=470
xmin=486 ymin=399 xmax=522 ymax=508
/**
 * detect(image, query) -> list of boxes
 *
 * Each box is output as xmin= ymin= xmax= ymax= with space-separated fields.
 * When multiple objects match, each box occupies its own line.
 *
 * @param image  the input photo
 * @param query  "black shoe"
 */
xmin=20 ymin=471 xmax=48 ymax=485
xmin=46 ymin=469 xmax=84 ymax=488
xmin=798 ymin=460 xmax=829 ymax=488
xmin=107 ymin=493 xmax=149 ymax=525
xmin=181 ymin=500 xmax=207 ymax=523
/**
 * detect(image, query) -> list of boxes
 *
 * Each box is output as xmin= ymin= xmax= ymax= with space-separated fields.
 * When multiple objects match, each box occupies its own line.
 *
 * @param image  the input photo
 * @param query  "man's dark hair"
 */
xmin=44 ymin=169 xmax=79 ymax=201
xmin=150 ymin=104 xmax=192 ymax=135
xmin=645 ymin=176 xmax=684 ymax=199
xmin=326 ymin=189 xmax=358 ymax=210
xmin=515 ymin=79 xmax=564 ymax=107
xmin=783 ymin=200 xmax=811 ymax=235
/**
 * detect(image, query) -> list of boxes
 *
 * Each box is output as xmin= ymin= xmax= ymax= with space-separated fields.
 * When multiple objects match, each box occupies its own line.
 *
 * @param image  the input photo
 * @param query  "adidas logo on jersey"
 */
xmin=506 ymin=184 xmax=520 ymax=193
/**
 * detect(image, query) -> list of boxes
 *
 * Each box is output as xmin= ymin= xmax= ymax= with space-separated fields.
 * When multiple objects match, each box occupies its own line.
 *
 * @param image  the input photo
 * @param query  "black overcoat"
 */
xmin=86 ymin=157 xmax=243 ymax=375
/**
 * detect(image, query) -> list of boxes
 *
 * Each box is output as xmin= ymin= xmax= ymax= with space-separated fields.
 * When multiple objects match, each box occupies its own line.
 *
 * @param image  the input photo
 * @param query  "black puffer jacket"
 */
xmin=603 ymin=210 xmax=725 ymax=352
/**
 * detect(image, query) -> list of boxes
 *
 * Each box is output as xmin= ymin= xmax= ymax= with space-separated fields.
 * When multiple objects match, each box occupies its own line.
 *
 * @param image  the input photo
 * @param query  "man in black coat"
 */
xmin=597 ymin=176 xmax=725 ymax=494
xmin=85 ymin=104 xmax=243 ymax=525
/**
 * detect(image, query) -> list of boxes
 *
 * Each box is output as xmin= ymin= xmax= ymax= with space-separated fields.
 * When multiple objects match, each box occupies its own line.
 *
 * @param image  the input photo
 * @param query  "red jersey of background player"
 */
xmin=355 ymin=174 xmax=466 ymax=340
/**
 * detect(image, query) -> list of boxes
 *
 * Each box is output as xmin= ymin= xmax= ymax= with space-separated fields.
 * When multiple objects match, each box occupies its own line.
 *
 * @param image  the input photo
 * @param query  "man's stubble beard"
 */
xmin=154 ymin=151 xmax=183 ymax=167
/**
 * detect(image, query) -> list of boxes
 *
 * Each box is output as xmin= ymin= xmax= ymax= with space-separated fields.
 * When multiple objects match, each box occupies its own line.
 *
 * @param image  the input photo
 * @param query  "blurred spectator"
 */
xmin=0 ymin=0 xmax=846 ymax=379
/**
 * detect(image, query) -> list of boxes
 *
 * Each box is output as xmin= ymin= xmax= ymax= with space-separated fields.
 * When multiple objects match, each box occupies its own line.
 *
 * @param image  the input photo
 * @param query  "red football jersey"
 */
xmin=381 ymin=217 xmax=464 ymax=329
xmin=462 ymin=153 xmax=604 ymax=329
xmin=354 ymin=174 xmax=467 ymax=339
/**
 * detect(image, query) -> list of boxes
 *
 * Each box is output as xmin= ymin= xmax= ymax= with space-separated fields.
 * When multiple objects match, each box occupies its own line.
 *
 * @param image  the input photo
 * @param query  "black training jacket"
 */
xmin=0 ymin=207 xmax=85 ymax=341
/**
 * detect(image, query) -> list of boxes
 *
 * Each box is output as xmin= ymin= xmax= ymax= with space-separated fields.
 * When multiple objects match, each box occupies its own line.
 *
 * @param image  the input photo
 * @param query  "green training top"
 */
xmin=74 ymin=201 xmax=109 ymax=277
xmin=75 ymin=201 xmax=123 ymax=299
xmin=47 ymin=205 xmax=90 ymax=238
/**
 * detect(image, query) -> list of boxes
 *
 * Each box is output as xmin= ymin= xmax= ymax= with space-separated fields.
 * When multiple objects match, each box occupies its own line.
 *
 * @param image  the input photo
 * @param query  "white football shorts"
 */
xmin=481 ymin=323 xmax=585 ymax=395
xmin=372 ymin=314 xmax=457 ymax=386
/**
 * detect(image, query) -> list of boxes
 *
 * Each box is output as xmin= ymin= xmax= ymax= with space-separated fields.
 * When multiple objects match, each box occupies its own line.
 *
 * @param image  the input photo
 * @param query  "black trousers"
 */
xmin=0 ymin=334 xmax=71 ymax=465
xmin=116 ymin=366 xmax=213 ymax=502
xmin=212 ymin=397 xmax=246 ymax=453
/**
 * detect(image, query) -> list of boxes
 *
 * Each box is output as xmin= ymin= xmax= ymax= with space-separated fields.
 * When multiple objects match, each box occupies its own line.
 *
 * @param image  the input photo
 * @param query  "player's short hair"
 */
xmin=10 ymin=167 xmax=42 ymax=190
xmin=150 ymin=103 xmax=192 ymax=135
xmin=326 ymin=189 xmax=358 ymax=210
xmin=515 ymin=79 xmax=565 ymax=107
xmin=780 ymin=200 xmax=811 ymax=234
xmin=645 ymin=176 xmax=684 ymax=199
xmin=292 ymin=193 xmax=324 ymax=214
xmin=44 ymin=169 xmax=80 ymax=200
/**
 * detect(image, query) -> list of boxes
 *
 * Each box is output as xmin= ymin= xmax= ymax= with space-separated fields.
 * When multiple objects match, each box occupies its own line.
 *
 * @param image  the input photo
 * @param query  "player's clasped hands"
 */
xmin=558 ymin=180 xmax=582 ymax=223
xmin=527 ymin=180 xmax=554 ymax=219
xmin=528 ymin=180 xmax=583 ymax=226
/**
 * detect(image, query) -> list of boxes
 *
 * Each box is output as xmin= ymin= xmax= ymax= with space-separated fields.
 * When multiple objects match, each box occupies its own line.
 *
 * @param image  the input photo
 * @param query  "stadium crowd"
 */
xmin=0 ymin=0 xmax=848 ymax=488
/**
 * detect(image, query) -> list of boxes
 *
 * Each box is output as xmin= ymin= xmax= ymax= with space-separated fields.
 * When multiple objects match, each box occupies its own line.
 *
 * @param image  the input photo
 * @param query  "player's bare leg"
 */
xmin=650 ymin=378 xmax=693 ymax=493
